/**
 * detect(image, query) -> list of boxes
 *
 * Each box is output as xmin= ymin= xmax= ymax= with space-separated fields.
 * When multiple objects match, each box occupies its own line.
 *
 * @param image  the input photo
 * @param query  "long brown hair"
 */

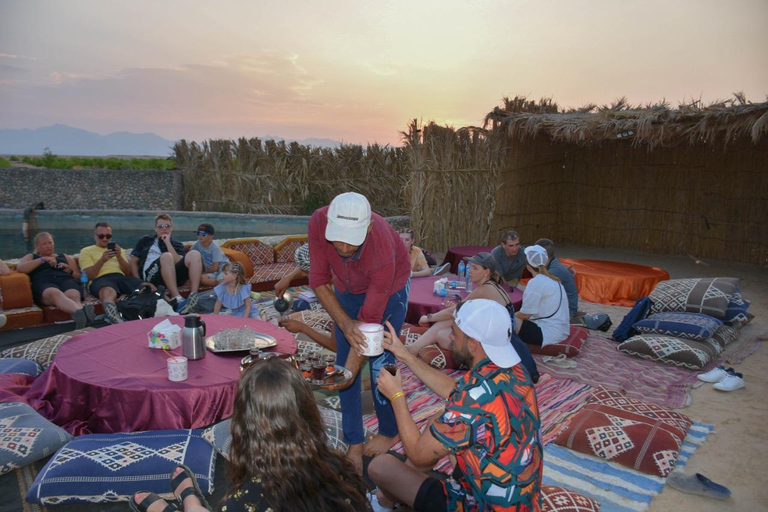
xmin=225 ymin=358 xmax=370 ymax=512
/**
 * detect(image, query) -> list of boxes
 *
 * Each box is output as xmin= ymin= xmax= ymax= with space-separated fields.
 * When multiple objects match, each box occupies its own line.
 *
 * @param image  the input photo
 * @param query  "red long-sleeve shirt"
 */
xmin=308 ymin=206 xmax=411 ymax=323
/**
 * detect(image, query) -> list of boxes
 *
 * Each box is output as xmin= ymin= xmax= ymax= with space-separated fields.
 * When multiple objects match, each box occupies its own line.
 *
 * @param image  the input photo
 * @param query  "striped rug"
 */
xmin=542 ymin=422 xmax=713 ymax=512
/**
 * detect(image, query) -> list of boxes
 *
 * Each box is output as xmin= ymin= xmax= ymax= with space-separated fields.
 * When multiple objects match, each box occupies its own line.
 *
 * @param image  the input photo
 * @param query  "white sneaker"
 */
xmin=713 ymin=373 xmax=745 ymax=392
xmin=432 ymin=263 xmax=451 ymax=276
xmin=697 ymin=366 xmax=729 ymax=383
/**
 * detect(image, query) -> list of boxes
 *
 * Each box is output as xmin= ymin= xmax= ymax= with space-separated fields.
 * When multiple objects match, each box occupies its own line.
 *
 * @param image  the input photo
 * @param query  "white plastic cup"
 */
xmin=359 ymin=323 xmax=384 ymax=357
xmin=167 ymin=356 xmax=188 ymax=382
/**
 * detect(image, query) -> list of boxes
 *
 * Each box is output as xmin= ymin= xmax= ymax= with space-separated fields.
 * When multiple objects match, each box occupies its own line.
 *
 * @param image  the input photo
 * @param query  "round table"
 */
xmin=406 ymin=275 xmax=523 ymax=325
xmin=559 ymin=258 xmax=670 ymax=307
xmin=26 ymin=315 xmax=296 ymax=435
xmin=441 ymin=246 xmax=493 ymax=274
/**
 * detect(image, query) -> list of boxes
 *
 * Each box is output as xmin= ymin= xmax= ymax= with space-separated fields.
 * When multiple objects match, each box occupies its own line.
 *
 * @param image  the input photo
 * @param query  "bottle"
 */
xmin=465 ymin=262 xmax=473 ymax=293
xmin=80 ymin=270 xmax=88 ymax=300
xmin=457 ymin=260 xmax=465 ymax=285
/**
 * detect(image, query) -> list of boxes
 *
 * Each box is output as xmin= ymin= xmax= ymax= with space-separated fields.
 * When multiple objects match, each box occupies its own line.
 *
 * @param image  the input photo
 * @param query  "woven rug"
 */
xmin=543 ymin=422 xmax=713 ymax=512
xmin=534 ymin=335 xmax=702 ymax=408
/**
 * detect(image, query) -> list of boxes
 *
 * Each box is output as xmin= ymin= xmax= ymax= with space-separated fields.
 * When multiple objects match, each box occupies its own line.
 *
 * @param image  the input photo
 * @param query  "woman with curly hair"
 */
xmin=130 ymin=358 xmax=371 ymax=512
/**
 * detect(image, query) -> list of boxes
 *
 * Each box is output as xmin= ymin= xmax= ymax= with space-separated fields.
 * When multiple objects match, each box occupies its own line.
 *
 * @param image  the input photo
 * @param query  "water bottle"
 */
xmin=80 ymin=270 xmax=88 ymax=300
xmin=465 ymin=261 xmax=473 ymax=293
xmin=457 ymin=260 xmax=465 ymax=286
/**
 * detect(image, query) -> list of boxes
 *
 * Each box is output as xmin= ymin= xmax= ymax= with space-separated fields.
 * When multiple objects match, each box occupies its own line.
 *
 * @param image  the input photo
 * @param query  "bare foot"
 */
xmin=133 ymin=493 xmax=171 ymax=512
xmin=364 ymin=433 xmax=399 ymax=457
xmin=347 ymin=443 xmax=364 ymax=475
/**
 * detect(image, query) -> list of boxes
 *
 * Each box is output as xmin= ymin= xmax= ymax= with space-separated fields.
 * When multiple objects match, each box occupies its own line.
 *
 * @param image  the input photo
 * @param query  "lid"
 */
xmin=359 ymin=323 xmax=384 ymax=333
xmin=184 ymin=314 xmax=203 ymax=328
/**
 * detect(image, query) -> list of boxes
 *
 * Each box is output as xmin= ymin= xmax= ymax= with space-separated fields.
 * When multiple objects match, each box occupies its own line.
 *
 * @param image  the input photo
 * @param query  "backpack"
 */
xmin=117 ymin=285 xmax=166 ymax=320
xmin=611 ymin=297 xmax=653 ymax=342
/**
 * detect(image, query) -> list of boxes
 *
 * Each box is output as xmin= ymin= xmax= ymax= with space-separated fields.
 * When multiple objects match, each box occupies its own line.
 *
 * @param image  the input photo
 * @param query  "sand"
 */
xmin=554 ymin=243 xmax=768 ymax=511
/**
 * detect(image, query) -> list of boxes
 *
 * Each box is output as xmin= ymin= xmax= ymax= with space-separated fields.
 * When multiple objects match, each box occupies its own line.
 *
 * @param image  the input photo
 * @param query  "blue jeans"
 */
xmin=335 ymin=281 xmax=410 ymax=445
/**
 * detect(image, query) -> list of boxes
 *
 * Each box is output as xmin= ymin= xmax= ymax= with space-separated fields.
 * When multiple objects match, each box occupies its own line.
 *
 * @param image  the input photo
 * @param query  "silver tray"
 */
xmin=206 ymin=328 xmax=278 ymax=353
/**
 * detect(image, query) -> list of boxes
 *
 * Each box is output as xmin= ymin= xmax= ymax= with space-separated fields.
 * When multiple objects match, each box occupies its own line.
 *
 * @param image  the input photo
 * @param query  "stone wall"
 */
xmin=0 ymin=168 xmax=182 ymax=210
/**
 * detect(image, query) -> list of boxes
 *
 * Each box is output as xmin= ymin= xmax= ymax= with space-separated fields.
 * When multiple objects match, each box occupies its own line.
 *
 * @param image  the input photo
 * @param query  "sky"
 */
xmin=1 ymin=0 xmax=766 ymax=146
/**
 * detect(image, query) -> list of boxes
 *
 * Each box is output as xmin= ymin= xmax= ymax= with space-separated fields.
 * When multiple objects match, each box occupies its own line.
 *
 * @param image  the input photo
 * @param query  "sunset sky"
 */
xmin=1 ymin=0 xmax=766 ymax=146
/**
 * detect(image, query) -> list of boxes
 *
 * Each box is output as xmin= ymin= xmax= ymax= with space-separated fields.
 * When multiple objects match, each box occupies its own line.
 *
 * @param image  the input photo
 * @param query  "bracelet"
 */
xmin=390 ymin=391 xmax=405 ymax=403
xmin=39 ymin=257 xmax=44 ymax=264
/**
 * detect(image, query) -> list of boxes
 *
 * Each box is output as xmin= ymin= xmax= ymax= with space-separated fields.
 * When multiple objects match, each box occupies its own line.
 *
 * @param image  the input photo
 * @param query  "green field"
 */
xmin=6 ymin=151 xmax=177 ymax=170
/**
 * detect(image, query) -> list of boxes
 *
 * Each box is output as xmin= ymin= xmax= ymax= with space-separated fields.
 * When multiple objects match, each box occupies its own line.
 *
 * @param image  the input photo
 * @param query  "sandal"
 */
xmin=130 ymin=492 xmax=178 ymax=512
xmin=541 ymin=354 xmax=578 ymax=369
xmin=170 ymin=464 xmax=213 ymax=512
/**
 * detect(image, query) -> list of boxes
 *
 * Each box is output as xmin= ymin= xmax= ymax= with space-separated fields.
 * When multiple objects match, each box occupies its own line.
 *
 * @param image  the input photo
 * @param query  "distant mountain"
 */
xmin=0 ymin=125 xmax=177 ymax=157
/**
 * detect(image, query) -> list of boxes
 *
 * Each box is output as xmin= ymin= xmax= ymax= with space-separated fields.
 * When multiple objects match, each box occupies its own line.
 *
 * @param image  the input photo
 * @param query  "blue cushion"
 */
xmin=722 ymin=289 xmax=751 ymax=327
xmin=633 ymin=312 xmax=722 ymax=341
xmin=0 ymin=402 xmax=72 ymax=475
xmin=0 ymin=358 xmax=42 ymax=377
xmin=26 ymin=429 xmax=215 ymax=505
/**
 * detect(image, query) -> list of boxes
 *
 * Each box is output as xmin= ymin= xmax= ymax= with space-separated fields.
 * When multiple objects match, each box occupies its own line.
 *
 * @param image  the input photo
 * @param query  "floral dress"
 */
xmin=214 ymin=283 xmax=259 ymax=318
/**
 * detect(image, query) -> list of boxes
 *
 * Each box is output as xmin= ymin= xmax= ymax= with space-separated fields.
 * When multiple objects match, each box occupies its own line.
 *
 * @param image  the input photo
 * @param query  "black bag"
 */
xmin=117 ymin=285 xmax=165 ymax=320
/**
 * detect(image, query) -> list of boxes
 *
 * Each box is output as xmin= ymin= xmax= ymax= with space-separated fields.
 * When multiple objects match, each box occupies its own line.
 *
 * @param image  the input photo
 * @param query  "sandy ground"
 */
xmin=554 ymin=243 xmax=768 ymax=511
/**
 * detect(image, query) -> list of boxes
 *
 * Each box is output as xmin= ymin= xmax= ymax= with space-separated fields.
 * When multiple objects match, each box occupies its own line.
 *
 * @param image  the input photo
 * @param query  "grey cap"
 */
xmin=469 ymin=252 xmax=497 ymax=274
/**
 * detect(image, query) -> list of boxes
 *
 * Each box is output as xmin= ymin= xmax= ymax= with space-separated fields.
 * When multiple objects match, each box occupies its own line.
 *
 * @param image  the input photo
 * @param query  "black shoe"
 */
xmin=83 ymin=304 xmax=96 ymax=325
xmin=73 ymin=309 xmax=87 ymax=329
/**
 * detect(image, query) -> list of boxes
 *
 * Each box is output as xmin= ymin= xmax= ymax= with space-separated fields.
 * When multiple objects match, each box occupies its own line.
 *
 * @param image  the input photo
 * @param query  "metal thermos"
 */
xmin=182 ymin=314 xmax=207 ymax=360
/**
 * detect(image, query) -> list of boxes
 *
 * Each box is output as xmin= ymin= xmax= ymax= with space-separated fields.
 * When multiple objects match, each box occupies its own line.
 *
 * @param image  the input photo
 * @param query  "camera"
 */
xmin=107 ymin=242 xmax=116 ymax=251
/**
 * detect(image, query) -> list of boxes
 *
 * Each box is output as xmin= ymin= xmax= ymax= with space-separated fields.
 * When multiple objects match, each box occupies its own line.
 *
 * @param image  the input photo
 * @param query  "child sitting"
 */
xmin=212 ymin=262 xmax=258 ymax=318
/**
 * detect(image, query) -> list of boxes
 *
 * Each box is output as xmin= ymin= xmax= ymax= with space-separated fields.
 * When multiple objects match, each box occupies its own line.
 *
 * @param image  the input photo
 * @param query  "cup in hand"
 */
xmin=167 ymin=356 xmax=188 ymax=382
xmin=359 ymin=323 xmax=384 ymax=356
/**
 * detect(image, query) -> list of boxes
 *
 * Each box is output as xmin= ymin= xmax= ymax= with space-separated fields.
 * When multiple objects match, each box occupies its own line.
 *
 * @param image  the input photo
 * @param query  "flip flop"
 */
xmin=129 ymin=492 xmax=178 ymax=512
xmin=541 ymin=354 xmax=578 ymax=369
xmin=667 ymin=471 xmax=731 ymax=500
xmin=170 ymin=464 xmax=213 ymax=511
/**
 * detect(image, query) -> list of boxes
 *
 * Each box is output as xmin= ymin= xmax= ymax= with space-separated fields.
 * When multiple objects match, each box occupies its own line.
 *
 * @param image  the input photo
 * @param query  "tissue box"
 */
xmin=147 ymin=319 xmax=182 ymax=349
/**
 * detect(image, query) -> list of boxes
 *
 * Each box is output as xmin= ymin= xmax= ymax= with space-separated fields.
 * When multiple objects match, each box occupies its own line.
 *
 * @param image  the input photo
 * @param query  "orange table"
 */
xmin=559 ymin=259 xmax=669 ymax=307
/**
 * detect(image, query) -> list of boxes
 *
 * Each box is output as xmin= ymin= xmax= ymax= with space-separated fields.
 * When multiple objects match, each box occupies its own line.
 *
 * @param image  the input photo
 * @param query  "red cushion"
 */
xmin=587 ymin=388 xmax=692 ymax=433
xmin=555 ymin=403 xmax=686 ymax=477
xmin=541 ymin=485 xmax=600 ymax=512
xmin=527 ymin=325 xmax=588 ymax=358
xmin=417 ymin=344 xmax=458 ymax=370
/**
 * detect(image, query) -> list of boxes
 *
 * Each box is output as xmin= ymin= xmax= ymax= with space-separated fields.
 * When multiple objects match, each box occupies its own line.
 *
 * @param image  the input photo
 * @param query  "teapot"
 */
xmin=182 ymin=314 xmax=207 ymax=360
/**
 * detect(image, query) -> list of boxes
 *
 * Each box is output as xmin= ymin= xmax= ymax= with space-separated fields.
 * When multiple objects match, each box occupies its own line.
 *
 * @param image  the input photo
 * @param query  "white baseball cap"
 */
xmin=325 ymin=192 xmax=372 ymax=246
xmin=524 ymin=245 xmax=549 ymax=268
xmin=453 ymin=299 xmax=521 ymax=368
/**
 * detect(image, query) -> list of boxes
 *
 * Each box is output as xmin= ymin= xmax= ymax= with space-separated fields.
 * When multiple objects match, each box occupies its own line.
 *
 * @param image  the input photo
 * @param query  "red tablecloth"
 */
xmin=559 ymin=259 xmax=670 ymax=307
xmin=441 ymin=246 xmax=494 ymax=274
xmin=406 ymin=275 xmax=523 ymax=324
xmin=25 ymin=315 xmax=296 ymax=435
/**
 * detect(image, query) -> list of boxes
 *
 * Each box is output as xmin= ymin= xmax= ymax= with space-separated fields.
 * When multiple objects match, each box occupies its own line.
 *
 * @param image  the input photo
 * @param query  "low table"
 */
xmin=559 ymin=258 xmax=670 ymax=307
xmin=26 ymin=315 xmax=296 ymax=435
xmin=406 ymin=275 xmax=523 ymax=325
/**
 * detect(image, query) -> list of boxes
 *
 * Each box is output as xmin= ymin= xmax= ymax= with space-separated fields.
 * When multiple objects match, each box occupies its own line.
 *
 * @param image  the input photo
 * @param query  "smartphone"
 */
xmin=107 ymin=242 xmax=116 ymax=251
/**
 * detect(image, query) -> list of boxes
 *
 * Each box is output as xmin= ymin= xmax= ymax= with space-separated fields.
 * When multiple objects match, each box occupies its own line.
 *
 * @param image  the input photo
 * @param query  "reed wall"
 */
xmin=490 ymin=137 xmax=768 ymax=265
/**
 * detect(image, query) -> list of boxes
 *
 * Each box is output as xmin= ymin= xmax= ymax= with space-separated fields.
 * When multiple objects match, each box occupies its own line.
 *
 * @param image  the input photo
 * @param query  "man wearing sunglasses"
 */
xmin=79 ymin=221 xmax=143 ymax=323
xmin=130 ymin=213 xmax=203 ymax=314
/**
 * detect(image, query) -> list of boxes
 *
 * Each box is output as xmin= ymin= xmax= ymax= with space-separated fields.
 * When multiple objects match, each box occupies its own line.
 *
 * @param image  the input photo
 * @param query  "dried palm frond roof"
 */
xmin=484 ymin=93 xmax=768 ymax=149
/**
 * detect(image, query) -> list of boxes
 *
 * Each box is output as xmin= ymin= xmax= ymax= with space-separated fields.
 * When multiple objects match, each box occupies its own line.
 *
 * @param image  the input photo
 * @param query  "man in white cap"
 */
xmin=308 ymin=192 xmax=411 ymax=470
xmin=370 ymin=299 xmax=542 ymax=511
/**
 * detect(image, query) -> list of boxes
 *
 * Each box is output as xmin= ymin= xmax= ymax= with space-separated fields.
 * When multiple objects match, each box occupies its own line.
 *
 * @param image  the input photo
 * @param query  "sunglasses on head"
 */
xmin=156 ymin=223 xmax=172 ymax=229
xmin=96 ymin=233 xmax=113 ymax=240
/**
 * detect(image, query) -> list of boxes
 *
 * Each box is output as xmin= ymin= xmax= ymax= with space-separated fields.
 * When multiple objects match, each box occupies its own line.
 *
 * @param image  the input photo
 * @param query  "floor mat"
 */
xmin=543 ymin=422 xmax=713 ymax=512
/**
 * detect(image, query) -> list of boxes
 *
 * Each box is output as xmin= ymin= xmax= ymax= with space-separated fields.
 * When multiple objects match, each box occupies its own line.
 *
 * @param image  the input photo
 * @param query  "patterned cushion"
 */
xmin=722 ymin=290 xmax=751 ymax=328
xmin=709 ymin=324 xmax=739 ymax=350
xmin=298 ymin=309 xmax=334 ymax=332
xmin=0 ymin=329 xmax=92 ymax=369
xmin=555 ymin=403 xmax=687 ymax=476
xmin=418 ymin=344 xmax=458 ymax=370
xmin=26 ymin=429 xmax=215 ymax=505
xmin=649 ymin=278 xmax=739 ymax=319
xmin=0 ymin=402 xmax=73 ymax=476
xmin=274 ymin=237 xmax=307 ymax=264
xmin=633 ymin=312 xmax=722 ymax=341
xmin=202 ymin=406 xmax=368 ymax=459
xmin=0 ymin=358 xmax=42 ymax=376
xmin=527 ymin=325 xmax=588 ymax=358
xmin=586 ymin=388 xmax=692 ymax=433
xmin=617 ymin=334 xmax=721 ymax=370
xmin=222 ymin=238 xmax=275 ymax=266
xmin=541 ymin=485 xmax=600 ymax=512
xmin=250 ymin=262 xmax=299 ymax=284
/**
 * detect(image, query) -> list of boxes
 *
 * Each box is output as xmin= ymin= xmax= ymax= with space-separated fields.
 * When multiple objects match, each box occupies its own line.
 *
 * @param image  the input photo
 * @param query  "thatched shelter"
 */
xmin=483 ymin=95 xmax=768 ymax=266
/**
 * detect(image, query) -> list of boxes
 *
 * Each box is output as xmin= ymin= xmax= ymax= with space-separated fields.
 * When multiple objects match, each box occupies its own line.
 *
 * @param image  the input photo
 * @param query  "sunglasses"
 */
xmin=196 ymin=231 xmax=209 ymax=236
xmin=96 ymin=233 xmax=113 ymax=240
xmin=156 ymin=223 xmax=172 ymax=229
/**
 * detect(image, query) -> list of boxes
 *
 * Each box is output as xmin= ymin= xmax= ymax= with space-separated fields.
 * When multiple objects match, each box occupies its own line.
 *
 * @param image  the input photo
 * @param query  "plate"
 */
xmin=305 ymin=364 xmax=354 ymax=390
xmin=206 ymin=329 xmax=278 ymax=353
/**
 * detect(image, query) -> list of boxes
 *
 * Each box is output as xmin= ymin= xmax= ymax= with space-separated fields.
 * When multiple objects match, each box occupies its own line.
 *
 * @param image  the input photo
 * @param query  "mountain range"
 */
xmin=0 ymin=125 xmax=341 ymax=157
